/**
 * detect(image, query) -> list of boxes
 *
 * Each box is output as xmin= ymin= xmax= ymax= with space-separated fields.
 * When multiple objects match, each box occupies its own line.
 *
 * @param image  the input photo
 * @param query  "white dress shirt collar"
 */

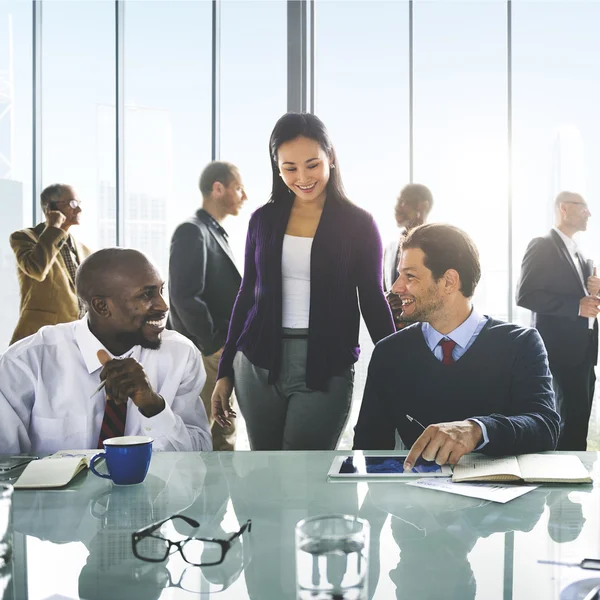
xmin=553 ymin=226 xmax=579 ymax=255
xmin=74 ymin=317 xmax=136 ymax=374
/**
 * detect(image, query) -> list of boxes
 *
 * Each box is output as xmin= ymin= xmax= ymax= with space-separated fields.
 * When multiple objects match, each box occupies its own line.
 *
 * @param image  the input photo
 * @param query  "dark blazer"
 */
xmin=168 ymin=209 xmax=241 ymax=356
xmin=10 ymin=223 xmax=91 ymax=344
xmin=383 ymin=239 xmax=400 ymax=293
xmin=516 ymin=229 xmax=598 ymax=367
xmin=217 ymin=196 xmax=395 ymax=391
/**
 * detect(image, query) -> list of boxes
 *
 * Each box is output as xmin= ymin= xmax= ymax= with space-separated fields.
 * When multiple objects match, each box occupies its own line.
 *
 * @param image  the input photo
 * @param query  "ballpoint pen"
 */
xmin=538 ymin=558 xmax=600 ymax=571
xmin=406 ymin=414 xmax=427 ymax=431
xmin=90 ymin=380 xmax=106 ymax=399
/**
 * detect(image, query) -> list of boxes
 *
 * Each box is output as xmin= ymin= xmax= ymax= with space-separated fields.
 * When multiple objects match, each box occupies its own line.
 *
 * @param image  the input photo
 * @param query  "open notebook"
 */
xmin=14 ymin=450 xmax=100 ymax=489
xmin=452 ymin=454 xmax=592 ymax=484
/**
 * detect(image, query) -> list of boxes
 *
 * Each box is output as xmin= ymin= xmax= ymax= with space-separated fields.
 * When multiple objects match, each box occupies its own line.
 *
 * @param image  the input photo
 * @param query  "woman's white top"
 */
xmin=281 ymin=234 xmax=313 ymax=329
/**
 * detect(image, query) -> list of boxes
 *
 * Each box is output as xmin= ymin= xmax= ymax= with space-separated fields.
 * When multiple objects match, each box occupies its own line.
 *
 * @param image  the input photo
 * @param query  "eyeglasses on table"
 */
xmin=132 ymin=514 xmax=252 ymax=567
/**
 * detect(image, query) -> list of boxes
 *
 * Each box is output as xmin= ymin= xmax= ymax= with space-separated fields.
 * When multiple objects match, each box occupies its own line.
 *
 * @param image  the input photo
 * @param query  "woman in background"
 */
xmin=212 ymin=112 xmax=394 ymax=450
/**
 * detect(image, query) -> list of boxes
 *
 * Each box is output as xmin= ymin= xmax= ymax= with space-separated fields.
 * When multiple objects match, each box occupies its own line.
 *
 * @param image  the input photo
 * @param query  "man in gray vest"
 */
xmin=169 ymin=162 xmax=247 ymax=450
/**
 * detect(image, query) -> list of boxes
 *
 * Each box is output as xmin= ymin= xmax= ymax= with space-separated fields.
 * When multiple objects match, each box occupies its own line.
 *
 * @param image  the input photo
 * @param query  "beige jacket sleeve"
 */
xmin=10 ymin=226 xmax=68 ymax=282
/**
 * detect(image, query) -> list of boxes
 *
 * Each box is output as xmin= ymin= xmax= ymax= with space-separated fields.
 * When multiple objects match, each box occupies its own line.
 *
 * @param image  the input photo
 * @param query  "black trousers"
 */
xmin=551 ymin=342 xmax=596 ymax=451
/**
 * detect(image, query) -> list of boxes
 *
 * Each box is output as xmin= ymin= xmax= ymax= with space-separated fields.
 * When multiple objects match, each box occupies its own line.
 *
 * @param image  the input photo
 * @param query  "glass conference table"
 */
xmin=2 ymin=451 xmax=600 ymax=600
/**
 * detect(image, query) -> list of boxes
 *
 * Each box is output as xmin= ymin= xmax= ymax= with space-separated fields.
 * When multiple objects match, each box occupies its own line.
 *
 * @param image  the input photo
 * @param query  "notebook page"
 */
xmin=14 ymin=456 xmax=87 ymax=489
xmin=47 ymin=450 xmax=100 ymax=467
xmin=452 ymin=454 xmax=522 ymax=482
xmin=516 ymin=454 xmax=592 ymax=483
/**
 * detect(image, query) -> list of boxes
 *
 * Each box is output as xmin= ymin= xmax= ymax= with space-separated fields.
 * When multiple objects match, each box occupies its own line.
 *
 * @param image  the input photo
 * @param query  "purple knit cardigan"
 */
xmin=218 ymin=195 xmax=395 ymax=391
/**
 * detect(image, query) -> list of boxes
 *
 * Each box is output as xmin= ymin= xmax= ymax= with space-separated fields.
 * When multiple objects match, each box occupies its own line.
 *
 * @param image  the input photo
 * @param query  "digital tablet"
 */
xmin=0 ymin=455 xmax=39 ymax=473
xmin=328 ymin=454 xmax=452 ymax=479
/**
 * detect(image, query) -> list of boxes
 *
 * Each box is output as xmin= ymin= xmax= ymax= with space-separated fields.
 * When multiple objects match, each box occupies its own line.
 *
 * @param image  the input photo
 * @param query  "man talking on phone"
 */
xmin=353 ymin=224 xmax=560 ymax=469
xmin=9 ymin=184 xmax=91 ymax=344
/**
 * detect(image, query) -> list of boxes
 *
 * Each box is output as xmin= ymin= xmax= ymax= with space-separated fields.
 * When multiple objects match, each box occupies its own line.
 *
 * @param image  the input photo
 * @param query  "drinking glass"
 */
xmin=295 ymin=514 xmax=369 ymax=600
xmin=0 ymin=484 xmax=14 ymax=567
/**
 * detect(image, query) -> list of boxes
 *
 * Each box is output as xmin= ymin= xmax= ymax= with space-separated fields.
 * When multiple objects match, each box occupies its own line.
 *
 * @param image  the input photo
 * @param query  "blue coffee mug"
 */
xmin=90 ymin=436 xmax=153 ymax=485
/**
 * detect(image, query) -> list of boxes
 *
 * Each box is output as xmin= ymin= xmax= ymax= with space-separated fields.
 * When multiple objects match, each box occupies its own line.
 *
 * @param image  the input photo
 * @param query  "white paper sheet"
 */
xmin=406 ymin=477 xmax=538 ymax=503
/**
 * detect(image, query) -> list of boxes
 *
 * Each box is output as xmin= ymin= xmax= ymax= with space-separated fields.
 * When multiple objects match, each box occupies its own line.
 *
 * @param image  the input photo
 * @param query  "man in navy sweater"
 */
xmin=354 ymin=223 xmax=560 ymax=470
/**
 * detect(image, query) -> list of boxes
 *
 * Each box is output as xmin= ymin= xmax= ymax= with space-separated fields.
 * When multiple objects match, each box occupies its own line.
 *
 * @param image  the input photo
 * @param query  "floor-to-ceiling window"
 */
xmin=41 ymin=0 xmax=115 ymax=252
xmin=0 ymin=0 xmax=32 ymax=349
xmin=1 ymin=0 xmax=599 ymax=452
xmin=123 ymin=0 xmax=212 ymax=281
xmin=512 ymin=1 xmax=600 ymax=451
xmin=413 ymin=0 xmax=509 ymax=320
xmin=315 ymin=0 xmax=410 ymax=448
xmin=219 ymin=0 xmax=287 ymax=263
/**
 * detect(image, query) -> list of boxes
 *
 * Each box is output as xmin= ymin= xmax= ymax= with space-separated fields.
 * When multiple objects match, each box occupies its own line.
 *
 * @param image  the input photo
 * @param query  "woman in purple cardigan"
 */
xmin=212 ymin=113 xmax=395 ymax=450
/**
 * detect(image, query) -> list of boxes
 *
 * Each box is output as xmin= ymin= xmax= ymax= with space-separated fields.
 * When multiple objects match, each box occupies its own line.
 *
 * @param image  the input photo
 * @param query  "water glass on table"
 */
xmin=295 ymin=514 xmax=370 ymax=600
xmin=0 ymin=484 xmax=13 ymax=567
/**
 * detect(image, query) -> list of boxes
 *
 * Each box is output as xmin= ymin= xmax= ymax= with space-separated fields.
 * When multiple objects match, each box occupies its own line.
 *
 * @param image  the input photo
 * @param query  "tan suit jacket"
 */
xmin=9 ymin=222 xmax=92 ymax=345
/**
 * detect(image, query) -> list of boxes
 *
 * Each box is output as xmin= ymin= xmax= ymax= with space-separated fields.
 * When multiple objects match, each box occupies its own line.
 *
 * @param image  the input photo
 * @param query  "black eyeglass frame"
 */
xmin=132 ymin=514 xmax=252 ymax=567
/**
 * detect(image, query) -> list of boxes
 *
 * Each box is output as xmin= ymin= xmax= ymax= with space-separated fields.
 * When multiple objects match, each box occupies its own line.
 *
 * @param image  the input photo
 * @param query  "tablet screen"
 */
xmin=339 ymin=455 xmax=443 ymax=475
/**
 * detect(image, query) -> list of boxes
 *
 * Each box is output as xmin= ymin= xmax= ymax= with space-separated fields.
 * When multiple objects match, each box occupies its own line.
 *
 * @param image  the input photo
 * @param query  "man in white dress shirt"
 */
xmin=0 ymin=248 xmax=212 ymax=453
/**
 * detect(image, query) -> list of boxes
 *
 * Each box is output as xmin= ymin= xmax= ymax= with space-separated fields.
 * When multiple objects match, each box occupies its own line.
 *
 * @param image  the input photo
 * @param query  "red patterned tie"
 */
xmin=97 ymin=400 xmax=127 ymax=448
xmin=439 ymin=339 xmax=457 ymax=365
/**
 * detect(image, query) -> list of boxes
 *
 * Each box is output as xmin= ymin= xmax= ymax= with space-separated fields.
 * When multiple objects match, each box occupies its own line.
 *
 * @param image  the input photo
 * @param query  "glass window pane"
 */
xmin=315 ymin=0 xmax=410 ymax=449
xmin=41 ymin=0 xmax=115 ymax=252
xmin=1 ymin=0 xmax=32 ymax=349
xmin=218 ymin=0 xmax=287 ymax=450
xmin=413 ymin=1 xmax=508 ymax=319
xmin=512 ymin=2 xmax=600 ymax=324
xmin=512 ymin=1 xmax=600 ymax=451
xmin=123 ymin=0 xmax=212 ymax=280
xmin=315 ymin=0 xmax=410 ymax=239
xmin=219 ymin=0 xmax=287 ymax=263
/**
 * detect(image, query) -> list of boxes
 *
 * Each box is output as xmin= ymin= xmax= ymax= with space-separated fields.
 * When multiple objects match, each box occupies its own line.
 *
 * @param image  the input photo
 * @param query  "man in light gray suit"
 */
xmin=169 ymin=161 xmax=247 ymax=450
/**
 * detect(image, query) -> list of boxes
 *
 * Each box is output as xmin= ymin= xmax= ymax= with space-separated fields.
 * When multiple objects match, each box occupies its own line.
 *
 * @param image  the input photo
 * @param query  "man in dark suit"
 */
xmin=10 ymin=184 xmax=92 ymax=344
xmin=517 ymin=191 xmax=600 ymax=450
xmin=383 ymin=183 xmax=433 ymax=330
xmin=169 ymin=162 xmax=247 ymax=450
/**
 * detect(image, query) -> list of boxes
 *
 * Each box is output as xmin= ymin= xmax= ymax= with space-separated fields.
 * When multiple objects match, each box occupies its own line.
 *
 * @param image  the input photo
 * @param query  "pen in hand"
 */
xmin=90 ymin=352 xmax=120 ymax=399
xmin=90 ymin=380 xmax=106 ymax=399
xmin=406 ymin=414 xmax=426 ymax=431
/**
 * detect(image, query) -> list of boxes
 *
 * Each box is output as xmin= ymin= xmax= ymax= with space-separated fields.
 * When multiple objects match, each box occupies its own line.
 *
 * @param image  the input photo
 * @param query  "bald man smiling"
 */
xmin=0 ymin=248 xmax=212 ymax=454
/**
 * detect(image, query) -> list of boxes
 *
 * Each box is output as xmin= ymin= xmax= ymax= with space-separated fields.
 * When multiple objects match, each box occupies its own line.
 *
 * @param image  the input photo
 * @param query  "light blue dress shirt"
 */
xmin=421 ymin=308 xmax=490 ymax=448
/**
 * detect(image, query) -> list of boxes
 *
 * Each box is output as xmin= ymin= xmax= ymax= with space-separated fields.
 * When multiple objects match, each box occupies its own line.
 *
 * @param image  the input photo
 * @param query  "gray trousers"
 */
xmin=233 ymin=332 xmax=354 ymax=450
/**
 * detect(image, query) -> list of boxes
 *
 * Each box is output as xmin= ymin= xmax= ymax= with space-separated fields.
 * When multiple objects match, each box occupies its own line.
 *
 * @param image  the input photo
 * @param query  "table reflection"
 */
xmin=5 ymin=451 xmax=599 ymax=600
xmin=14 ymin=454 xmax=209 ymax=599
xmin=361 ymin=484 xmax=590 ymax=600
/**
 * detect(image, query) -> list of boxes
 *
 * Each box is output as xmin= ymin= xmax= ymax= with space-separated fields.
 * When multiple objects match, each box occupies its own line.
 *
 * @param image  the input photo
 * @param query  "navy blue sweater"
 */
xmin=353 ymin=319 xmax=560 ymax=455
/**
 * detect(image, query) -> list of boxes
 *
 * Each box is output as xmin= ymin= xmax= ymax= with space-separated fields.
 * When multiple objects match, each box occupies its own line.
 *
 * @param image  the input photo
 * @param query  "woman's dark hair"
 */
xmin=268 ymin=112 xmax=351 ymax=204
xmin=402 ymin=223 xmax=481 ymax=298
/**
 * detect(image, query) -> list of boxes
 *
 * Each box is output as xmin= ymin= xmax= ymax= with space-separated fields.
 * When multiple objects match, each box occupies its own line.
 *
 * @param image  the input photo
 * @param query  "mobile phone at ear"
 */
xmin=48 ymin=200 xmax=58 ymax=210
